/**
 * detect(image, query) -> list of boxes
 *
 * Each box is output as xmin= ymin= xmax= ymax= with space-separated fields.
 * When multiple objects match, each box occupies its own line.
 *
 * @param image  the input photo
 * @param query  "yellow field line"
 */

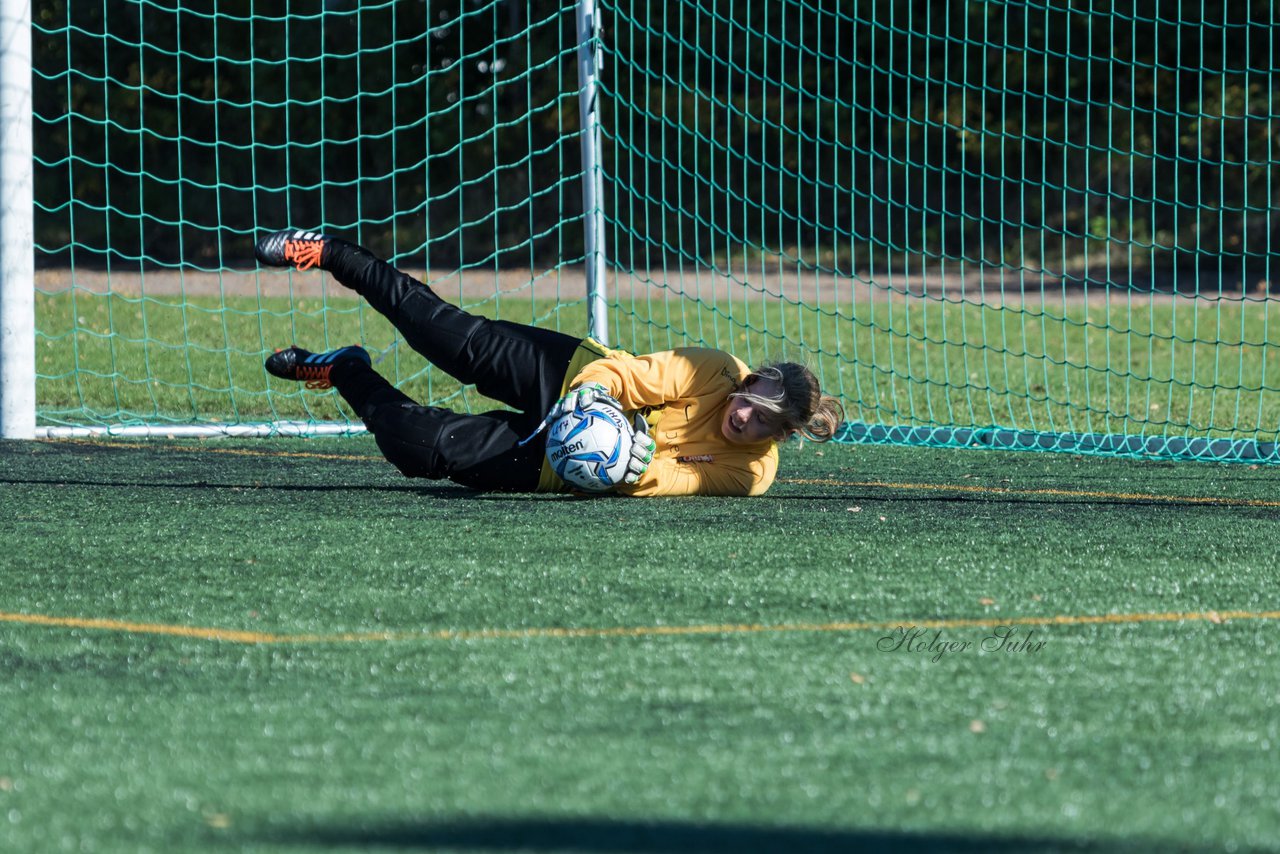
xmin=164 ymin=445 xmax=383 ymax=462
xmin=780 ymin=477 xmax=1280 ymax=508
xmin=1 ymin=609 xmax=1277 ymax=646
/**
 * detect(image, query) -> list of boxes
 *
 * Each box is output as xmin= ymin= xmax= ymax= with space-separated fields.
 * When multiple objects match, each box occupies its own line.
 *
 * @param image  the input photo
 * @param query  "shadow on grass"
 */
xmin=5 ymin=473 xmax=1270 ymax=513
xmin=259 ymin=816 xmax=1239 ymax=853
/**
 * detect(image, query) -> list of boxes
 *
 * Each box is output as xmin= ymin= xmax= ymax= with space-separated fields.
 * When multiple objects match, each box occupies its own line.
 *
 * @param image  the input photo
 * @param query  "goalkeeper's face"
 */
xmin=721 ymin=377 xmax=786 ymax=445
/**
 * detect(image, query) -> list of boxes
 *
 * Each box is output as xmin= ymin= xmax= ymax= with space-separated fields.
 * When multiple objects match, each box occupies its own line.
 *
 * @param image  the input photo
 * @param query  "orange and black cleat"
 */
xmin=265 ymin=346 xmax=370 ymax=390
xmin=255 ymin=229 xmax=331 ymax=272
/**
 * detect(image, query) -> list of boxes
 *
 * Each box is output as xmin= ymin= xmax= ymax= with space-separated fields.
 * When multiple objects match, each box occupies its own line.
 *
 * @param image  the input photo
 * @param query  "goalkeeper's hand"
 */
xmin=624 ymin=414 xmax=656 ymax=484
xmin=549 ymin=382 xmax=618 ymax=419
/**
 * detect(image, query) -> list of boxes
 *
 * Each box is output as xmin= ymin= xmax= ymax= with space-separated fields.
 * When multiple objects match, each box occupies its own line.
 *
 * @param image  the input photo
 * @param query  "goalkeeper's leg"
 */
xmin=329 ymin=358 xmax=545 ymax=491
xmin=257 ymin=229 xmax=578 ymax=417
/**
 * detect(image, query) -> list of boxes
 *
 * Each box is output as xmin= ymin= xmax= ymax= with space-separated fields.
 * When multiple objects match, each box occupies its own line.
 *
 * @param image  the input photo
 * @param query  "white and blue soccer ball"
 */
xmin=545 ymin=399 xmax=635 ymax=492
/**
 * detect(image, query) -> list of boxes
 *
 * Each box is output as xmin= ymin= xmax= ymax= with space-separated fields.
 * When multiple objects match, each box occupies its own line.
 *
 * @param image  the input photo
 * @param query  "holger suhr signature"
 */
xmin=877 ymin=625 xmax=1047 ymax=663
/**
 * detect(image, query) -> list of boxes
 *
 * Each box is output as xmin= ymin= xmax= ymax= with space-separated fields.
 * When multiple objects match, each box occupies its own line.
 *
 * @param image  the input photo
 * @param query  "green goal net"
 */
xmin=599 ymin=0 xmax=1280 ymax=462
xmin=27 ymin=0 xmax=1280 ymax=462
xmin=32 ymin=0 xmax=592 ymax=435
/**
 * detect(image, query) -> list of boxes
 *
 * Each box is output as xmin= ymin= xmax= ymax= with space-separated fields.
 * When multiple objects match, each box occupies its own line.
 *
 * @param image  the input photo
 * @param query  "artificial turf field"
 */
xmin=1 ymin=437 xmax=1278 ymax=853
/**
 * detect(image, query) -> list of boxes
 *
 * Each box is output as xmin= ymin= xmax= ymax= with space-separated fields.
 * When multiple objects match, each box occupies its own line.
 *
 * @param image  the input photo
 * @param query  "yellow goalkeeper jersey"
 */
xmin=536 ymin=340 xmax=779 ymax=497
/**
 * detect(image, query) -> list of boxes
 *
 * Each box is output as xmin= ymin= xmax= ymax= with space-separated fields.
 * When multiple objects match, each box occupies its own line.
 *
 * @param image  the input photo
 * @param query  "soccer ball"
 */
xmin=545 ymin=399 xmax=635 ymax=492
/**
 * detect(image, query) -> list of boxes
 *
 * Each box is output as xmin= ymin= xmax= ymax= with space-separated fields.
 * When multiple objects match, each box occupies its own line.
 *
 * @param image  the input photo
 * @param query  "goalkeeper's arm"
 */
xmin=615 ymin=452 xmax=775 ymax=497
xmin=569 ymin=349 xmax=741 ymax=411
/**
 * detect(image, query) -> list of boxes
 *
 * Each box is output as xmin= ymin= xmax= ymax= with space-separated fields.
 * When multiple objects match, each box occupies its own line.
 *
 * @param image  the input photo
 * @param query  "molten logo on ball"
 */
xmin=545 ymin=399 xmax=635 ymax=492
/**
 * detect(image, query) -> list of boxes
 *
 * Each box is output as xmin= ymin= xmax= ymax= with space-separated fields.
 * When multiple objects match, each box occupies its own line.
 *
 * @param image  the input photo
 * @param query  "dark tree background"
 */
xmin=31 ymin=0 xmax=1280 ymax=288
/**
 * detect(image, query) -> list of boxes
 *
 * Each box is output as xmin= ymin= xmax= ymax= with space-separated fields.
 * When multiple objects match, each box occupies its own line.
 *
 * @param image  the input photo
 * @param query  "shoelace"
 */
xmin=283 ymin=239 xmax=324 ymax=271
xmin=296 ymin=363 xmax=333 ymax=390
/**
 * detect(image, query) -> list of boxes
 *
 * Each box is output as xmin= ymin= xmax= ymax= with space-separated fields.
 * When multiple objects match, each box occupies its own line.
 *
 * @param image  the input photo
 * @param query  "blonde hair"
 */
xmin=731 ymin=362 xmax=845 ymax=442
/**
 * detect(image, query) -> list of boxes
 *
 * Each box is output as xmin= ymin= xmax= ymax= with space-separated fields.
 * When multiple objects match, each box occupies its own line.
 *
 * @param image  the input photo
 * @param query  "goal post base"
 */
xmin=34 ymin=422 xmax=368 ymax=440
xmin=838 ymin=423 xmax=1280 ymax=466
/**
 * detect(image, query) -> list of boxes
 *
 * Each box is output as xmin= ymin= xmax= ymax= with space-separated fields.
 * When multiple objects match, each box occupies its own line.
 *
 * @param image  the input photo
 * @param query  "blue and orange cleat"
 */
xmin=265 ymin=346 xmax=370 ymax=390
xmin=255 ymin=229 xmax=332 ymax=272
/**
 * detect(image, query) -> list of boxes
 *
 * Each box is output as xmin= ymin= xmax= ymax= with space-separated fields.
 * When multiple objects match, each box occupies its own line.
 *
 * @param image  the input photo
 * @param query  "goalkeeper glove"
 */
xmin=624 ymin=414 xmax=657 ymax=484
xmin=549 ymin=382 xmax=619 ymax=419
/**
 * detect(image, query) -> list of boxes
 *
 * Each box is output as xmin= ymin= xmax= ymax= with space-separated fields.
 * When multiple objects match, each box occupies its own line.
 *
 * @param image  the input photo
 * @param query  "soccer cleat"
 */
xmin=265 ymin=345 xmax=370 ymax=390
xmin=255 ymin=229 xmax=332 ymax=272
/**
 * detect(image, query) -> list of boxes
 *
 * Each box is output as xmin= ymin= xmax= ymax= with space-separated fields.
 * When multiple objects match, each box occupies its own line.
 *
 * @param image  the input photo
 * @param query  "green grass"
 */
xmin=34 ymin=291 xmax=592 ymax=426
xmin=2 ymin=438 xmax=1279 ymax=853
xmin=35 ymin=289 xmax=1280 ymax=442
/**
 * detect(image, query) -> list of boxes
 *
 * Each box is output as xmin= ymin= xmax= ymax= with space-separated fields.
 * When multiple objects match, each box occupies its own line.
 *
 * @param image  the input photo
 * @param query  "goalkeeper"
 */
xmin=255 ymin=230 xmax=844 ymax=496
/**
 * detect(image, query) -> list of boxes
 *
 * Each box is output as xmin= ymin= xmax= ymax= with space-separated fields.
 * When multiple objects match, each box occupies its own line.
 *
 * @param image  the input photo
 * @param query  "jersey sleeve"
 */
xmin=614 ymin=451 xmax=777 ymax=497
xmin=570 ymin=348 xmax=740 ymax=409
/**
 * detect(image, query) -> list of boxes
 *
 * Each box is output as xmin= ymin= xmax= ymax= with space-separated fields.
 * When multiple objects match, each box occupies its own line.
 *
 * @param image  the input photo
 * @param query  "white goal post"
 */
xmin=0 ymin=0 xmax=34 ymax=440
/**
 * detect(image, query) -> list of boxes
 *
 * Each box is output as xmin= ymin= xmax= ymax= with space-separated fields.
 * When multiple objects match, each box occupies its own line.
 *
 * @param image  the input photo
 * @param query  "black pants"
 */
xmin=324 ymin=241 xmax=581 ymax=491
